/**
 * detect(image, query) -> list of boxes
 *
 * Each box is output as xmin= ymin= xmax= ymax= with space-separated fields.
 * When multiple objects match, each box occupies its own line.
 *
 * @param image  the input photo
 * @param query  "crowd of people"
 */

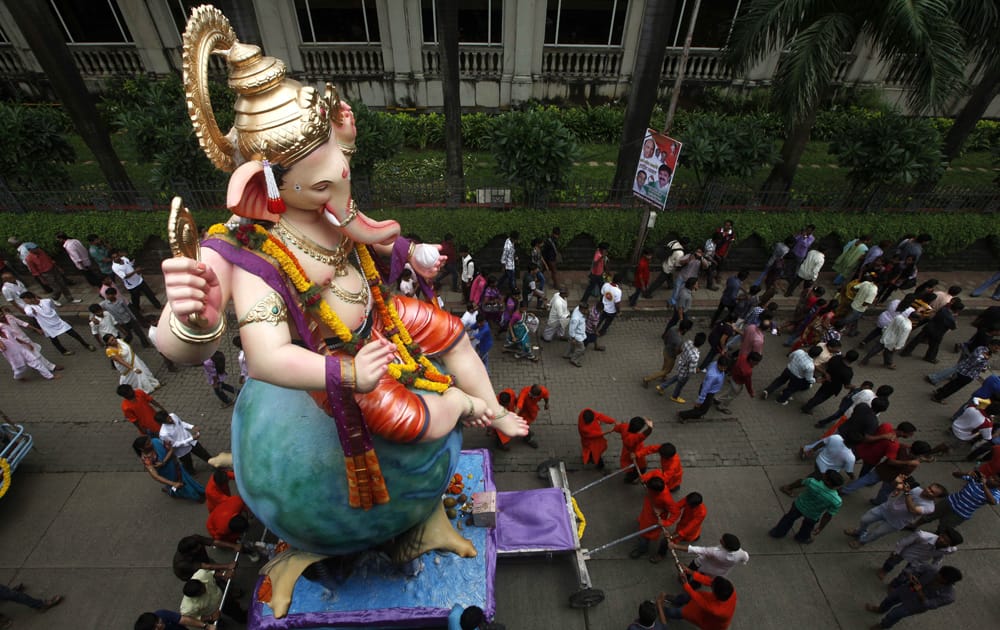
xmin=4 ymin=222 xmax=1000 ymax=629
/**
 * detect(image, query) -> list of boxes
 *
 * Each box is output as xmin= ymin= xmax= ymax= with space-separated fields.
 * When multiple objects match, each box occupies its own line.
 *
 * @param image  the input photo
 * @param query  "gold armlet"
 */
xmin=407 ymin=241 xmax=416 ymax=261
xmin=337 ymin=141 xmax=357 ymax=157
xmin=238 ymin=292 xmax=287 ymax=328
xmin=169 ymin=311 xmax=226 ymax=344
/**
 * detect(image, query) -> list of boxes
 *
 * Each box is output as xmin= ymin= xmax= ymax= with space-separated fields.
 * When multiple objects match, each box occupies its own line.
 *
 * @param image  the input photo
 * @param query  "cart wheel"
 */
xmin=536 ymin=458 xmax=561 ymax=480
xmin=568 ymin=587 xmax=604 ymax=609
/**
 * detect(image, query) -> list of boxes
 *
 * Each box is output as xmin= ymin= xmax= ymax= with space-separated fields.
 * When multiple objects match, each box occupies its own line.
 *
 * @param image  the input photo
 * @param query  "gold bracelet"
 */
xmin=168 ymin=311 xmax=225 ymax=344
xmin=340 ymin=357 xmax=357 ymax=390
xmin=407 ymin=241 xmax=416 ymax=261
xmin=460 ymin=392 xmax=475 ymax=419
xmin=494 ymin=409 xmax=509 ymax=420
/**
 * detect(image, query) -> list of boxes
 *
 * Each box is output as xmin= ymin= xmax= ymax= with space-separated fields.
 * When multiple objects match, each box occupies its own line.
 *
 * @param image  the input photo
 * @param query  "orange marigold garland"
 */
xmin=210 ymin=223 xmax=451 ymax=394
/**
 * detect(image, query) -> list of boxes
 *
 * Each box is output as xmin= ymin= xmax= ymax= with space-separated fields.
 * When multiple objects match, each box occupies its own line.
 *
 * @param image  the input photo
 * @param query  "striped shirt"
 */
xmin=947 ymin=476 xmax=1000 ymax=520
xmin=675 ymin=340 xmax=701 ymax=379
xmin=892 ymin=530 xmax=957 ymax=566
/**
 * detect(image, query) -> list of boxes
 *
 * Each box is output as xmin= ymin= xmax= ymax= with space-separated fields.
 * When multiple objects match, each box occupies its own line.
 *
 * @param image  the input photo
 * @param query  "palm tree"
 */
xmin=436 ymin=0 xmax=464 ymax=206
xmin=725 ymin=0 xmax=968 ymax=193
xmin=938 ymin=0 xmax=1000 ymax=165
xmin=6 ymin=0 xmax=134 ymax=198
xmin=609 ymin=0 xmax=678 ymax=199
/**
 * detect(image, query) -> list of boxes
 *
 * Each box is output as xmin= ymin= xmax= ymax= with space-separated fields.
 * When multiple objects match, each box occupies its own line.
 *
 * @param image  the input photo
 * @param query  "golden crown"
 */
xmin=182 ymin=5 xmax=339 ymax=172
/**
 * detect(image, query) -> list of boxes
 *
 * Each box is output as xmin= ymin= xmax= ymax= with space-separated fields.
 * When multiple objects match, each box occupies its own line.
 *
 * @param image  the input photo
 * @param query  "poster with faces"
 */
xmin=633 ymin=128 xmax=682 ymax=210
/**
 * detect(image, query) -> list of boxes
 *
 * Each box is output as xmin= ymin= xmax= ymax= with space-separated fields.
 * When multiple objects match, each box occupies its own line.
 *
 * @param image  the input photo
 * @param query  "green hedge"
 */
xmin=4 ymin=208 xmax=998 ymax=265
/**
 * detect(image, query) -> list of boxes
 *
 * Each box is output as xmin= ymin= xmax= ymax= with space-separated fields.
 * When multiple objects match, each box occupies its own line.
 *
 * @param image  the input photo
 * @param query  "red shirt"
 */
xmin=495 ymin=388 xmax=518 ymax=446
xmin=206 ymin=495 xmax=247 ymax=543
xmin=658 ymin=454 xmax=684 ymax=490
xmin=614 ymin=423 xmax=651 ymax=469
xmin=121 ymin=390 xmax=161 ymax=436
xmin=979 ymin=445 xmax=1000 ymax=477
xmin=633 ymin=257 xmax=650 ymax=290
xmin=682 ymin=571 xmax=737 ymax=630
xmin=577 ymin=409 xmax=616 ymax=464
xmin=516 ymin=385 xmax=549 ymax=424
xmin=205 ymin=470 xmax=236 ymax=513
xmin=853 ymin=423 xmax=899 ymax=466
xmin=638 ymin=472 xmax=680 ymax=538
xmin=674 ymin=500 xmax=707 ymax=542
xmin=25 ymin=249 xmax=56 ymax=276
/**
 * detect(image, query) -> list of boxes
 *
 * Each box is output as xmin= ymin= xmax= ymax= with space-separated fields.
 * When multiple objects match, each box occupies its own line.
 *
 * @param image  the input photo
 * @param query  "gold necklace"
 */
xmin=272 ymin=220 xmax=350 ymax=276
xmin=324 ymin=256 xmax=370 ymax=306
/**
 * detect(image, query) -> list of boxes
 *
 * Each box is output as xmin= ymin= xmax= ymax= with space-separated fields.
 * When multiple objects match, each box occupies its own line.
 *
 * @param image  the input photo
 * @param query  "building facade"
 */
xmin=0 ymin=0 xmax=996 ymax=116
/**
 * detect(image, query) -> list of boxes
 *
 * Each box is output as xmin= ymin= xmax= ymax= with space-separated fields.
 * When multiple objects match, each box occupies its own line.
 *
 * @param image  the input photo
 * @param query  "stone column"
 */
xmin=510 ymin=0 xmax=545 ymax=105
xmin=252 ymin=0 xmax=302 ymax=72
xmin=617 ymin=0 xmax=647 ymax=94
xmin=116 ymin=1 xmax=173 ymax=74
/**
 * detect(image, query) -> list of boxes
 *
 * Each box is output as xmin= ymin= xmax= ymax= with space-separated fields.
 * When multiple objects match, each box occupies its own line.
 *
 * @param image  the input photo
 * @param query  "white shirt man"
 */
xmin=797 ymin=249 xmax=825 ymax=282
xmin=460 ymin=305 xmax=479 ymax=332
xmin=543 ymin=290 xmax=570 ymax=341
xmin=112 ymin=256 xmax=144 ymax=290
xmin=501 ymin=237 xmax=516 ymax=272
xmin=1 ymin=275 xmax=28 ymax=311
xmin=159 ymin=412 xmax=199 ymax=459
xmin=460 ymin=254 xmax=475 ymax=286
xmin=23 ymin=298 xmax=71 ymax=338
xmin=601 ymin=282 xmax=622 ymax=315
xmin=672 ymin=535 xmax=749 ymax=578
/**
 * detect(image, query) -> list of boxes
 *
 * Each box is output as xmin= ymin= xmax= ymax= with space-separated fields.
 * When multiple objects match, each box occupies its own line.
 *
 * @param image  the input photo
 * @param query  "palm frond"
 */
xmin=723 ymin=0 xmax=839 ymax=74
xmin=868 ymin=0 xmax=968 ymax=113
xmin=771 ymin=12 xmax=858 ymax=124
xmin=951 ymin=0 xmax=1000 ymax=73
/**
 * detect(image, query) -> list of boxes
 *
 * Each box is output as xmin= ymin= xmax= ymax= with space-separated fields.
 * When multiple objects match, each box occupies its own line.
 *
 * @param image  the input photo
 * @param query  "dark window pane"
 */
xmin=51 ymin=0 xmax=132 ymax=43
xmin=364 ymin=0 xmax=379 ymax=42
xmin=422 ymin=0 xmax=436 ymax=42
xmin=546 ymin=0 xmax=627 ymax=46
xmin=458 ymin=0 xmax=489 ymax=43
xmin=610 ymin=0 xmax=629 ymax=45
xmin=668 ymin=0 xmax=739 ymax=48
xmin=294 ymin=0 xmax=377 ymax=43
xmin=490 ymin=5 xmax=502 ymax=43
xmin=544 ymin=0 xmax=559 ymax=44
xmin=165 ymin=0 xmax=219 ymax=42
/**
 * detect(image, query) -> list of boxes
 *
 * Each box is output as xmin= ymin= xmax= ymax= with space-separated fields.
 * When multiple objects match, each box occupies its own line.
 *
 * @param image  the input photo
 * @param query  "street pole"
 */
xmin=664 ymin=0 xmax=701 ymax=134
xmin=631 ymin=0 xmax=702 ymax=267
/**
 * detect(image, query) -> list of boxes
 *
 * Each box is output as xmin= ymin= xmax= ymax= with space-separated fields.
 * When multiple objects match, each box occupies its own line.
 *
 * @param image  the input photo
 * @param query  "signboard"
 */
xmin=632 ymin=128 xmax=682 ymax=210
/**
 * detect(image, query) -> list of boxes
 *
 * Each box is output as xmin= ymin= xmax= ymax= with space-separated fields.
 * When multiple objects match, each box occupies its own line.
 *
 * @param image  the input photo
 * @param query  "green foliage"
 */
xmin=99 ymin=74 xmax=230 ymax=190
xmin=695 ymin=87 xmax=773 ymax=115
xmin=390 ymin=112 xmax=444 ymax=149
xmin=0 ymin=103 xmax=75 ymax=189
xmin=372 ymin=156 xmax=445 ymax=182
xmin=680 ymin=112 xmax=778 ymax=187
xmin=351 ymin=102 xmax=405 ymax=179
xmin=830 ymin=112 xmax=944 ymax=189
xmin=489 ymin=109 xmax=579 ymax=200
xmin=554 ymin=104 xmax=626 ymax=143
xmin=461 ymin=112 xmax=499 ymax=150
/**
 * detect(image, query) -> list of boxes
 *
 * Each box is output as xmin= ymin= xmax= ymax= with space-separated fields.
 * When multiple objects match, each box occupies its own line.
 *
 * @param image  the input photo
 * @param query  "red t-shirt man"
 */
xmin=206 ymin=494 xmax=248 ymax=543
xmin=121 ymin=389 xmax=163 ymax=436
xmin=577 ymin=408 xmax=616 ymax=466
xmin=678 ymin=571 xmax=737 ymax=630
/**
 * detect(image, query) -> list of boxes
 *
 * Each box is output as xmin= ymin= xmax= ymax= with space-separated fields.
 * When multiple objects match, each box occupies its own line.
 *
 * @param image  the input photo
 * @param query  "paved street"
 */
xmin=2 ymin=269 xmax=999 ymax=629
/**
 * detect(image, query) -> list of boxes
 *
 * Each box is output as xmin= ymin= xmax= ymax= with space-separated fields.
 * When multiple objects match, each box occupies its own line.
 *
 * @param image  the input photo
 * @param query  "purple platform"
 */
xmin=495 ymin=487 xmax=577 ymax=553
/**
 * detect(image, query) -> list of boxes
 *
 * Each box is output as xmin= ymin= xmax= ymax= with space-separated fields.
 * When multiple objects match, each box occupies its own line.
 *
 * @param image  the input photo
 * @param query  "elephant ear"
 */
xmin=227 ymin=161 xmax=283 ymax=222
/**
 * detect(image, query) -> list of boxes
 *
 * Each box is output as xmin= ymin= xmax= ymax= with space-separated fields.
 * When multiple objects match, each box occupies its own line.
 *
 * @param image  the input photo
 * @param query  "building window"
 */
xmin=669 ymin=0 xmax=744 ymax=48
xmin=422 ymin=0 xmax=503 ymax=45
xmin=544 ymin=0 xmax=630 ymax=46
xmin=49 ymin=0 xmax=132 ymax=43
xmin=296 ymin=0 xmax=380 ymax=43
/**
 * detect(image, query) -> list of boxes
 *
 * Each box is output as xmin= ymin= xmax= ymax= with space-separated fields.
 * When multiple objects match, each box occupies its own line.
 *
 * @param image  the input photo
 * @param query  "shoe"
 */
xmin=86 ymin=345 xmax=96 ymax=352
xmin=780 ymin=400 xmax=790 ymax=406
xmin=924 ymin=375 xmax=934 ymax=385
xmin=648 ymin=554 xmax=664 ymax=564
xmin=885 ymin=364 xmax=896 ymax=370
xmin=51 ymin=300 xmax=62 ymax=307
xmin=848 ymin=540 xmax=864 ymax=549
xmin=655 ymin=385 xmax=666 ymax=396
xmin=923 ymin=358 xmax=939 ymax=364
xmin=796 ymin=537 xmax=815 ymax=545
xmin=594 ymin=345 xmax=606 ymax=352
xmin=629 ymin=547 xmax=645 ymax=559
xmin=571 ymin=360 xmax=582 ymax=368
xmin=670 ymin=396 xmax=685 ymax=404
xmin=718 ymin=407 xmax=732 ymax=415
xmin=761 ymin=390 xmax=769 ymax=400
xmin=37 ymin=595 xmax=63 ymax=612
xmin=524 ymin=436 xmax=539 ymax=449
xmin=844 ymin=528 xmax=859 ymax=537
xmin=865 ymin=604 xmax=882 ymax=614
xmin=61 ymin=350 xmax=74 ymax=356
xmin=70 ymin=298 xmax=82 ymax=303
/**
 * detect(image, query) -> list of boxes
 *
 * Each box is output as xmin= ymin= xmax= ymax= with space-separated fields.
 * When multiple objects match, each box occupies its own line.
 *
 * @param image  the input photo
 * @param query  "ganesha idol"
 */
xmin=157 ymin=6 xmax=528 ymax=617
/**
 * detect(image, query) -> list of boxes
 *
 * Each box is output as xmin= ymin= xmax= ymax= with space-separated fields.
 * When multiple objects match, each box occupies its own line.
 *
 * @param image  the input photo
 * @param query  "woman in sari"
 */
xmin=132 ymin=435 xmax=205 ymax=502
xmin=105 ymin=334 xmax=160 ymax=392
xmin=479 ymin=276 xmax=504 ymax=327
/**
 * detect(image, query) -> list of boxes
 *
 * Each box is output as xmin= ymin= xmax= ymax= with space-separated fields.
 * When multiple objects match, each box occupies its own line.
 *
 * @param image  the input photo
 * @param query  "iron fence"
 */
xmin=0 ymin=178 xmax=997 ymax=215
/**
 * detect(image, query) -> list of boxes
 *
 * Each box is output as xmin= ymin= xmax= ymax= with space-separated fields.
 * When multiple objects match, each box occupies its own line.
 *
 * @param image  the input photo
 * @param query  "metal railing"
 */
xmin=422 ymin=44 xmax=504 ymax=79
xmin=1 ymin=179 xmax=997 ymax=215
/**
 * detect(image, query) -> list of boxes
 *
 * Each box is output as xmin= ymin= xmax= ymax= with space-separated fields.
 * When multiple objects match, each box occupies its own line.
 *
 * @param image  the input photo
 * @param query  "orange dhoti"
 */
xmin=353 ymin=295 xmax=465 ymax=443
